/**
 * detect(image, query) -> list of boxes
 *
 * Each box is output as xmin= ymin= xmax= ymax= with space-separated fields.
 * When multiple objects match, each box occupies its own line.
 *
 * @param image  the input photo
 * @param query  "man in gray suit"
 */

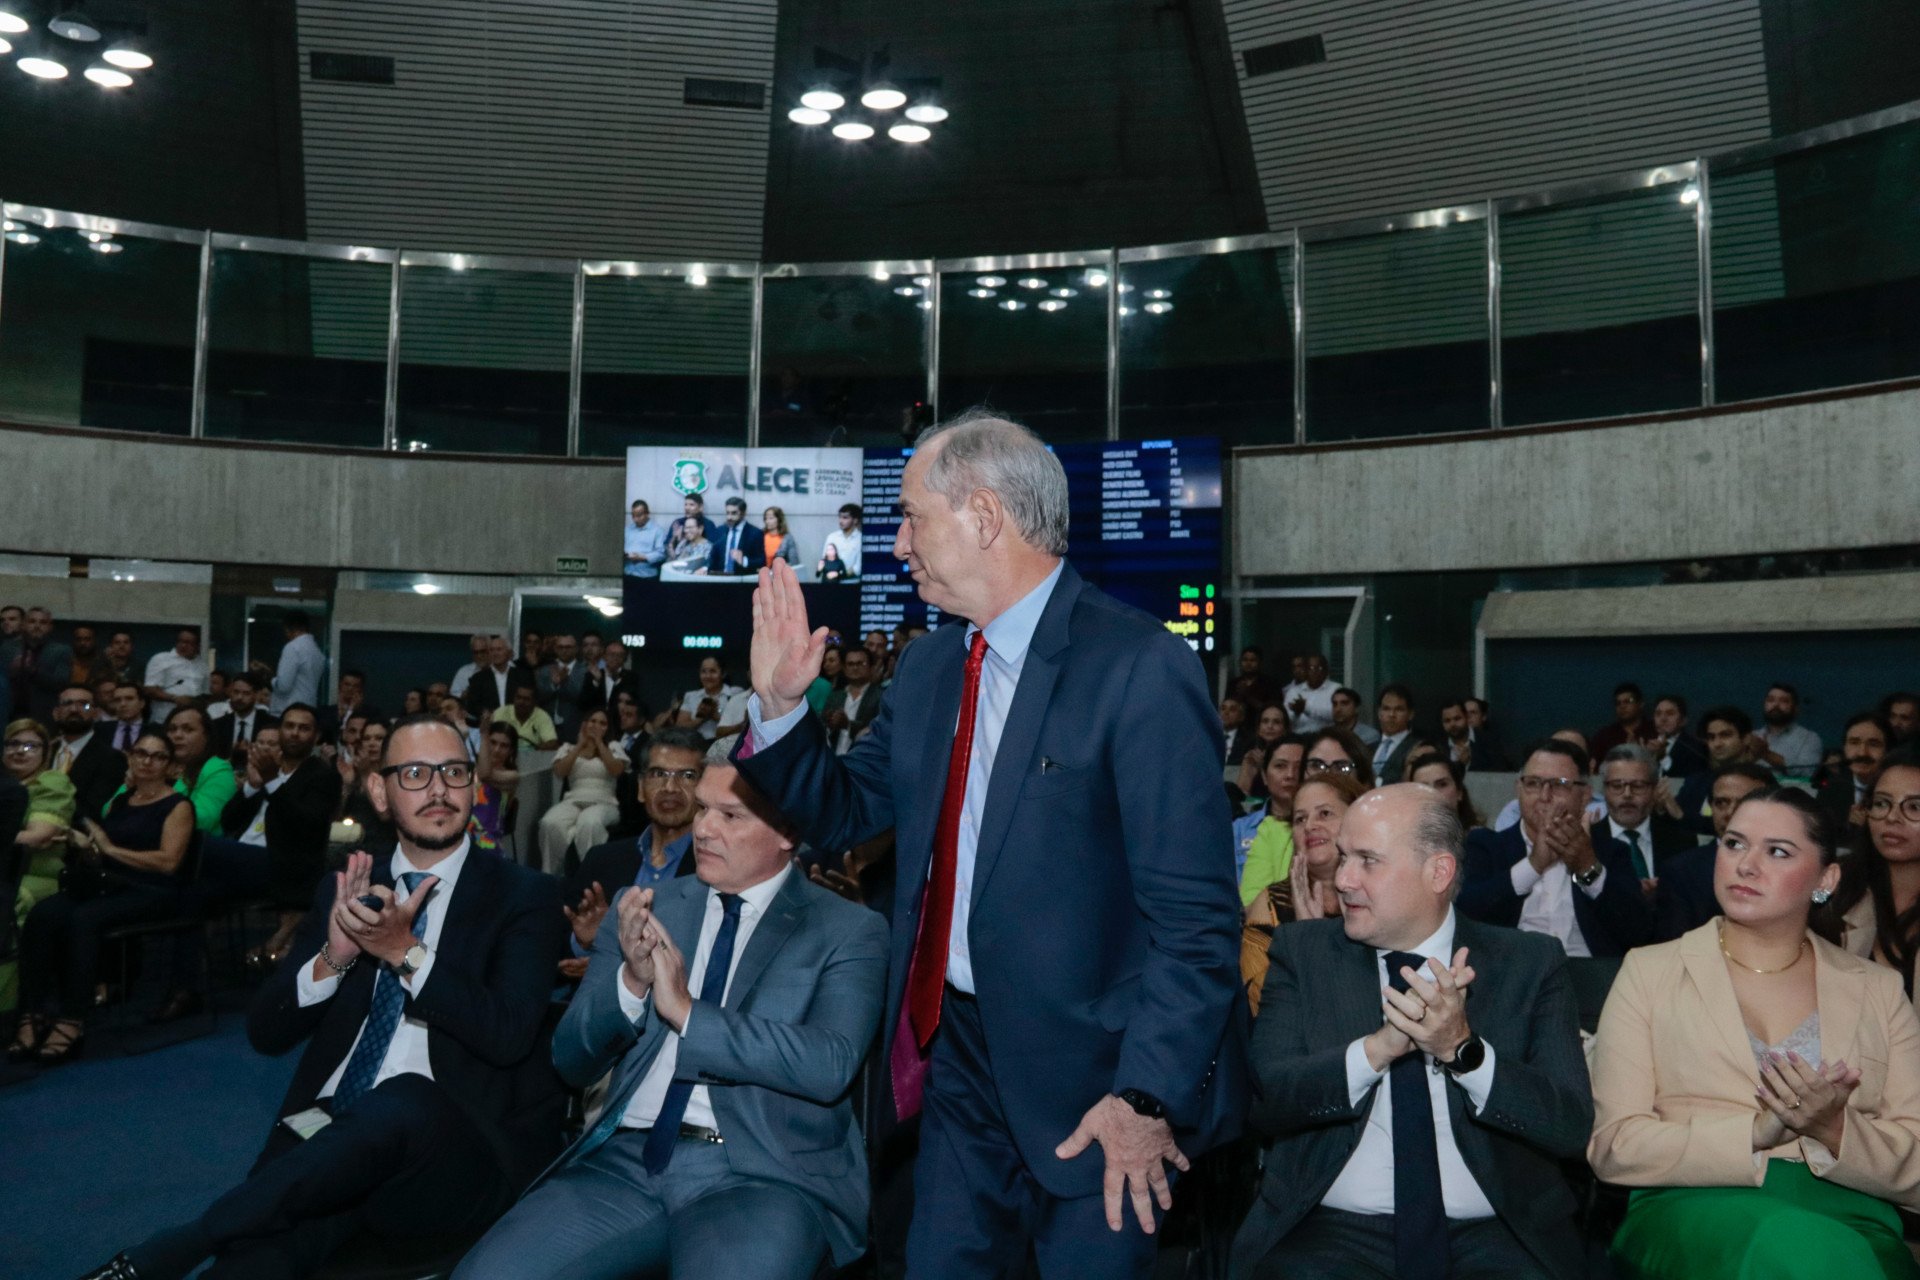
xmin=1231 ymin=785 xmax=1591 ymax=1280
xmin=536 ymin=634 xmax=589 ymax=741
xmin=455 ymin=759 xmax=888 ymax=1280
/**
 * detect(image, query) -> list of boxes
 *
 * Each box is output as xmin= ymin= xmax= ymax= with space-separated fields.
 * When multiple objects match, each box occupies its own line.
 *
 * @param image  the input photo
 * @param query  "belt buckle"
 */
xmin=679 ymin=1123 xmax=724 ymax=1145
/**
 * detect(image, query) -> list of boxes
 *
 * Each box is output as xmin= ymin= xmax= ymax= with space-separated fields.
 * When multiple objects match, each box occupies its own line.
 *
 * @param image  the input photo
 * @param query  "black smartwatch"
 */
xmin=1440 ymin=1034 xmax=1487 ymax=1075
xmin=1117 ymin=1088 xmax=1166 ymax=1120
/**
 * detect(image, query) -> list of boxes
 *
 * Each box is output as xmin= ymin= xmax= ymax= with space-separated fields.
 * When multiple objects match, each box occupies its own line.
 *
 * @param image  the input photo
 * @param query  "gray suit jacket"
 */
xmin=1230 ymin=916 xmax=1591 ymax=1280
xmin=547 ymin=870 xmax=888 ymax=1265
xmin=537 ymin=662 xmax=588 ymax=735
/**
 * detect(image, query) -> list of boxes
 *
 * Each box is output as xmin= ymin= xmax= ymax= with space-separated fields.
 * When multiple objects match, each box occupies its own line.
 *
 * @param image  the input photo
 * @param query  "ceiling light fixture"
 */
xmin=49 ymin=9 xmax=100 ymax=40
xmin=1146 ymin=288 xmax=1171 ymax=299
xmin=976 ymin=275 xmax=1005 ymax=287
xmin=0 ymin=10 xmax=29 ymax=34
xmin=887 ymin=123 xmax=930 ymax=143
xmin=84 ymin=64 xmax=131 ymax=87
xmin=871 ymin=266 xmax=890 ymax=281
xmin=912 ymin=275 xmax=930 ymax=286
xmin=1017 ymin=277 xmax=1046 ymax=290
xmin=966 ymin=287 xmax=996 ymax=299
xmin=1084 ymin=269 xmax=1110 ymax=288
xmin=411 ymin=583 xmax=441 ymax=596
xmin=832 ymin=121 xmax=874 ymax=140
xmin=893 ymin=285 xmax=922 ymax=296
xmin=1144 ymin=301 xmax=1174 ymax=315
xmin=788 ymin=106 xmax=830 ymax=126
xmin=101 ymin=45 xmax=151 ymax=69
xmin=1049 ymin=286 xmax=1078 ymax=298
xmin=90 ymin=241 xmax=122 ymax=254
xmin=998 ymin=299 xmax=1026 ymax=311
xmin=904 ymin=103 xmax=948 ymax=124
xmin=19 ymin=56 xmax=69 ymax=78
xmin=1038 ymin=299 xmax=1067 ymax=312
xmin=1679 ymin=183 xmax=1700 ymax=206
xmin=6 ymin=231 xmax=41 ymax=245
xmin=861 ymin=84 xmax=907 ymax=111
xmin=0 ymin=36 xmax=11 ymax=53
xmin=800 ymin=88 xmax=845 ymax=111
xmin=687 ymin=269 xmax=709 ymax=286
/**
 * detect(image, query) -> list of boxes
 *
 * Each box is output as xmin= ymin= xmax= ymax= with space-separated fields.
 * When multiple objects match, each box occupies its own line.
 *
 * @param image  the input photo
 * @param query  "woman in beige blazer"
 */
xmin=1589 ymin=786 xmax=1920 ymax=1279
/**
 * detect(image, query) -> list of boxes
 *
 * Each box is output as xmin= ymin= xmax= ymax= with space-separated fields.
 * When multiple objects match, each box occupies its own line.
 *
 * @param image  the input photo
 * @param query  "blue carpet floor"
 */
xmin=1 ymin=1011 xmax=297 ymax=1280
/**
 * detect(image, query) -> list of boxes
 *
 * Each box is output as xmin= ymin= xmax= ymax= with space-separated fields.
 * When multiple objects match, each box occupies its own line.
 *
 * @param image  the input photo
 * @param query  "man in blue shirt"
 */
xmin=557 ymin=728 xmax=705 ymax=981
xmin=623 ymin=500 xmax=670 ymax=579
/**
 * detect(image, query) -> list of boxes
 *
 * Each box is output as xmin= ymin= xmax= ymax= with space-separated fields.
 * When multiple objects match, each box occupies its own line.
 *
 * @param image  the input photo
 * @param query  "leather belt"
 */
xmin=658 ymin=1122 xmax=723 ymax=1145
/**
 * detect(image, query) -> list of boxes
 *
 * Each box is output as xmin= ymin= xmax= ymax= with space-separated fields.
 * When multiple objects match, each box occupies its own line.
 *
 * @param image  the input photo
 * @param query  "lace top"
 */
xmin=1747 ymin=1010 xmax=1822 ymax=1070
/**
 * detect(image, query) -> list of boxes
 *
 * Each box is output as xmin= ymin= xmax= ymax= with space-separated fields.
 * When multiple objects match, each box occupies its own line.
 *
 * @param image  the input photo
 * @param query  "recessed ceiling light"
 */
xmin=1084 ymin=269 xmax=1109 ymax=287
xmin=871 ymin=267 xmax=890 ymax=281
xmin=84 ymin=65 xmax=132 ymax=88
xmin=861 ymin=85 xmax=907 ymax=111
xmin=893 ymin=285 xmax=922 ymax=297
xmin=788 ymin=106 xmax=831 ymax=126
xmin=102 ymin=46 xmax=152 ymax=69
xmin=904 ymin=103 xmax=948 ymax=124
xmin=1119 ymin=305 xmax=1134 ymax=316
xmin=1017 ymin=277 xmax=1046 ymax=290
xmin=49 ymin=10 xmax=101 ymax=41
xmin=1038 ymin=299 xmax=1067 ymax=312
xmin=912 ymin=275 xmax=930 ymax=286
xmin=917 ymin=300 xmax=931 ymax=310
xmin=800 ymin=88 xmax=845 ymax=111
xmin=976 ymin=275 xmax=1005 ymax=287
xmin=887 ymin=123 xmax=930 ymax=143
xmin=18 ymin=57 xmax=70 ymax=79
xmin=998 ymin=298 xmax=1026 ymax=311
xmin=1144 ymin=301 xmax=1174 ymax=314
xmin=1049 ymin=286 xmax=1078 ymax=298
xmin=90 ymin=240 xmax=122 ymax=254
xmin=687 ymin=270 xmax=709 ymax=286
xmin=7 ymin=231 xmax=41 ymax=245
xmin=1679 ymin=183 xmax=1700 ymax=206
xmin=1146 ymin=288 xmax=1171 ymax=299
xmin=0 ymin=36 xmax=11 ymax=54
xmin=411 ymin=583 xmax=442 ymax=596
xmin=967 ymin=287 xmax=996 ymax=299
xmin=832 ymin=121 xmax=874 ymax=141
xmin=0 ymin=11 xmax=28 ymax=35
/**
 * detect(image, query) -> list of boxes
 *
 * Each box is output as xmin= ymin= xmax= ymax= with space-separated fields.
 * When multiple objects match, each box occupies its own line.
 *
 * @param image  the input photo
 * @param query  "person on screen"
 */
xmin=702 ymin=498 xmax=765 ymax=577
xmin=820 ymin=503 xmax=863 ymax=580
xmin=624 ymin=500 xmax=669 ymax=579
xmin=818 ymin=544 xmax=850 ymax=583
xmin=667 ymin=493 xmax=722 ymax=561
xmin=762 ymin=506 xmax=800 ymax=573
xmin=664 ymin=517 xmax=712 ymax=575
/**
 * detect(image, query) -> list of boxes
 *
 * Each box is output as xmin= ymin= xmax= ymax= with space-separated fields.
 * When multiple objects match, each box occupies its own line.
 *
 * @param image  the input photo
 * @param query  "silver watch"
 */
xmin=396 ymin=943 xmax=429 ymax=977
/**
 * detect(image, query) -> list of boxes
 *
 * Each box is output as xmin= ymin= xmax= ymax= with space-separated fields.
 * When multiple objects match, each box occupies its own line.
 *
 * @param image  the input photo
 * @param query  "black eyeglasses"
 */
xmin=4 ymin=737 xmax=45 ymax=754
xmin=1868 ymin=796 xmax=1920 ymax=823
xmin=380 ymin=760 xmax=474 ymax=790
xmin=1305 ymin=757 xmax=1356 ymax=775
xmin=128 ymin=747 xmax=171 ymax=763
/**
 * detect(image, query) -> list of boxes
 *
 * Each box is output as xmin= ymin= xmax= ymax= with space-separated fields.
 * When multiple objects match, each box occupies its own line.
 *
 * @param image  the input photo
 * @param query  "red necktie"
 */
xmin=892 ymin=630 xmax=988 ymax=1118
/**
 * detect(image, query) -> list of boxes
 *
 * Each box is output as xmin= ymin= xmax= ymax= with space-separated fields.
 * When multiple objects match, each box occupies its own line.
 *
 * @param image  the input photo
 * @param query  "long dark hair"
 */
xmin=1824 ymin=751 xmax=1920 ymax=991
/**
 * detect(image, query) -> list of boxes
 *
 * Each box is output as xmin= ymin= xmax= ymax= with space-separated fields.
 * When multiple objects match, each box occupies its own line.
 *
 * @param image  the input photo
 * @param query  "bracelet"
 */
xmin=319 ymin=939 xmax=357 ymax=976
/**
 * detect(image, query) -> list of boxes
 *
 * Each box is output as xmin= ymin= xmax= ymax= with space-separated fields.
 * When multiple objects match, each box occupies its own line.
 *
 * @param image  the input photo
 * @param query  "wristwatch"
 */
xmin=1440 ymin=1034 xmax=1486 ymax=1075
xmin=1117 ymin=1088 xmax=1166 ymax=1120
xmin=1573 ymin=861 xmax=1604 ymax=888
xmin=395 ymin=943 xmax=430 ymax=978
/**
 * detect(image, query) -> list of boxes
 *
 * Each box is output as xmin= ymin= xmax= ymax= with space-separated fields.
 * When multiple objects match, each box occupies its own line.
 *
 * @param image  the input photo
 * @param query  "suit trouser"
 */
xmin=453 ymin=1129 xmax=829 ymax=1280
xmin=1244 ymin=1206 xmax=1550 ymax=1280
xmin=907 ymin=989 xmax=1162 ymax=1280
xmin=126 ymin=1074 xmax=514 ymax=1280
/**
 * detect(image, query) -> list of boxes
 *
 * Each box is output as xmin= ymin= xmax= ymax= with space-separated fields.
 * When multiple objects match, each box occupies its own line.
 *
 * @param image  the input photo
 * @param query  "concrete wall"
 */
xmin=1236 ymin=383 xmax=1920 ymax=576
xmin=0 ymin=426 xmax=625 ymax=577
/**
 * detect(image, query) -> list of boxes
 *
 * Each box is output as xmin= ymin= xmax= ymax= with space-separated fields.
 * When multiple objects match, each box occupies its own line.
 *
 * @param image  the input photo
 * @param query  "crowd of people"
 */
xmin=8 ymin=557 xmax=1920 ymax=1279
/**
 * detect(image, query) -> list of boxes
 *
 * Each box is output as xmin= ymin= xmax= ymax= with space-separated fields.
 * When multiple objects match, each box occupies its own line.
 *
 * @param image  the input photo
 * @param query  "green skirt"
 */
xmin=1613 ymin=1159 xmax=1920 ymax=1280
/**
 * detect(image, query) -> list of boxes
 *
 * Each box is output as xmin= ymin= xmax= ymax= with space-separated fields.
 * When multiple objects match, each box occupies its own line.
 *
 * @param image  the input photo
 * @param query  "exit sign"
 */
xmin=555 ymin=556 xmax=589 ymax=575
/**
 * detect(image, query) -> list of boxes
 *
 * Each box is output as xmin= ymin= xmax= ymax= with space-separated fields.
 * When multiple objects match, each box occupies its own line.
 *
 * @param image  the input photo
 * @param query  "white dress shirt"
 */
xmin=1608 ymin=817 xmax=1654 ymax=874
xmin=1288 ymin=680 xmax=1337 ymax=734
xmin=751 ymin=560 xmax=1066 ymax=994
xmin=822 ymin=528 xmax=862 ymax=577
xmin=681 ymin=685 xmax=748 ymax=741
xmin=1509 ymin=826 xmax=1606 ymax=958
xmin=1322 ymin=909 xmax=1498 ymax=1219
xmin=144 ymin=649 xmax=209 ymax=719
xmin=615 ymin=865 xmax=792 ymax=1133
xmin=238 ymin=766 xmax=297 ymax=846
xmin=833 ymin=683 xmax=873 ymax=755
xmin=271 ymin=632 xmax=325 ymax=715
xmin=227 ymin=708 xmax=263 ymax=746
xmin=1372 ymin=730 xmax=1410 ymax=775
xmin=449 ymin=661 xmax=481 ymax=699
xmin=296 ymin=840 xmax=469 ymax=1099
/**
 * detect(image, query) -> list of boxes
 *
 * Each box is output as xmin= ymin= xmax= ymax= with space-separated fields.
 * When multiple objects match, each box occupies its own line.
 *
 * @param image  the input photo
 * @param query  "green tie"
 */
xmin=1625 ymin=828 xmax=1650 ymax=879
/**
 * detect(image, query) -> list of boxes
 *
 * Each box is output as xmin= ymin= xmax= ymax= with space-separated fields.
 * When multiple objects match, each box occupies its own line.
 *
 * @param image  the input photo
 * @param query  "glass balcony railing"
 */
xmin=2 ymin=100 xmax=1916 ymax=455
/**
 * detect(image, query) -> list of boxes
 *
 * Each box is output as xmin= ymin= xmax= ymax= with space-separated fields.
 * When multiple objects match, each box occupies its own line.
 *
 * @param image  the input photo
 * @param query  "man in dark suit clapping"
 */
xmin=1232 ymin=785 xmax=1592 ymax=1280
xmin=82 ymin=716 xmax=565 ymax=1280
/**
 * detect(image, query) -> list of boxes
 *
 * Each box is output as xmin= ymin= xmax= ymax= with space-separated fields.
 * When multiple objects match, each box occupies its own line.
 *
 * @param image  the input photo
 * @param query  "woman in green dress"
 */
xmin=4 ymin=718 xmax=76 ymax=1031
xmin=1589 ymin=786 xmax=1920 ymax=1279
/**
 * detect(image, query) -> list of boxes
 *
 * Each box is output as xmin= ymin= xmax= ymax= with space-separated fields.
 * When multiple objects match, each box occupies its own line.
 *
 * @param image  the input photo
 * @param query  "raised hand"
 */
xmin=1383 ymin=948 xmax=1475 ymax=1062
xmin=563 ymin=881 xmax=610 ymax=949
xmin=751 ymin=560 xmax=829 ymax=718
xmin=343 ymin=875 xmax=439 ymax=968
xmin=322 ymin=850 xmax=376 ymax=969
xmin=650 ymin=917 xmax=692 ymax=1031
xmin=616 ymin=887 xmax=657 ymax=999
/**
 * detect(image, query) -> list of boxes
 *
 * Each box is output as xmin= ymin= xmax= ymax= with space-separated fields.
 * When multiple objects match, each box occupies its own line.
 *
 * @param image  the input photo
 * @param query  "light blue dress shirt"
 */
xmin=623 ymin=518 xmax=670 ymax=578
xmin=749 ymin=560 xmax=1066 ymax=995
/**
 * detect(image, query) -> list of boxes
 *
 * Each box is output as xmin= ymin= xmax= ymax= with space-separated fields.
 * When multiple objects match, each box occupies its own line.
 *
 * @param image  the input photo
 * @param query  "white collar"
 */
xmin=391 ymin=837 xmax=472 ymax=896
xmin=1376 ymin=907 xmax=1457 ymax=966
xmin=708 ymin=861 xmax=792 ymax=919
xmin=1609 ymin=816 xmax=1646 ymax=842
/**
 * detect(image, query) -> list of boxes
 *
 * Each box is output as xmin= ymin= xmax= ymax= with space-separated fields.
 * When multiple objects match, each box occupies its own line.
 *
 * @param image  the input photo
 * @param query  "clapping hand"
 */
xmin=807 ymin=861 xmax=863 ymax=904
xmin=649 ymin=917 xmax=692 ymax=1031
xmin=1757 ymin=1051 xmax=1861 ymax=1153
xmin=323 ymin=851 xmax=376 ymax=968
xmin=563 ymin=881 xmax=610 ymax=950
xmin=342 ymin=873 xmax=439 ymax=968
xmin=751 ymin=560 xmax=830 ymax=719
xmin=1381 ymin=947 xmax=1478 ymax=1063
xmin=616 ymin=887 xmax=658 ymax=999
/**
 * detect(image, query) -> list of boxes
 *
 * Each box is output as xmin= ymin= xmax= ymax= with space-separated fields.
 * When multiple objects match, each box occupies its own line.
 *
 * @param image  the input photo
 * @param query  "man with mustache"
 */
xmin=83 ymin=716 xmax=565 ymax=1280
xmin=1817 ymin=711 xmax=1892 ymax=836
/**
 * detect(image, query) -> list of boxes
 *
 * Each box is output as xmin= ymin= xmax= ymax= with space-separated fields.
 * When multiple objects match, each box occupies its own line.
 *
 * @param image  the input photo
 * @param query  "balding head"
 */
xmin=1334 ymin=784 xmax=1463 ymax=950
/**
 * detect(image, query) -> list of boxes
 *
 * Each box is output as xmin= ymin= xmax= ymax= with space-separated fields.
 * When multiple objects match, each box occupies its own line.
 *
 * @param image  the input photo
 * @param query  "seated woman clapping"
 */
xmin=1588 ymin=786 xmax=1920 ymax=1280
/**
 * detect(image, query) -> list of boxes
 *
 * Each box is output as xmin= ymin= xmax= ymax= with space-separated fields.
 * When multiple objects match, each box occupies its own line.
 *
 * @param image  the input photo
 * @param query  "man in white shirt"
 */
xmin=270 ymin=612 xmax=325 ymax=716
xmin=1751 ymin=682 xmax=1824 ymax=776
xmin=821 ymin=503 xmax=864 ymax=579
xmin=1286 ymin=653 xmax=1337 ymax=734
xmin=141 ymin=627 xmax=209 ymax=723
xmin=448 ymin=634 xmax=489 ymax=700
xmin=96 ymin=718 xmax=564 ymax=1280
xmin=1231 ymin=785 xmax=1591 ymax=1280
xmin=455 ymin=760 xmax=888 ymax=1279
xmin=821 ymin=646 xmax=879 ymax=754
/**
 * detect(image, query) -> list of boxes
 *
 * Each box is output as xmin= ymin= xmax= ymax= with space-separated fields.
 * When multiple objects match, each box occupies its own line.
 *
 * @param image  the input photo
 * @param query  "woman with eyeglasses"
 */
xmin=1239 ymin=772 xmax=1365 ymax=1017
xmin=1299 ymin=726 xmax=1378 ymax=791
xmin=1590 ymin=786 xmax=1920 ymax=1279
xmin=539 ymin=707 xmax=628 ymax=876
xmin=4 ymin=719 xmax=76 ymax=1025
xmin=13 ymin=730 xmax=193 ymax=1064
xmin=1825 ymin=755 xmax=1920 ymax=1008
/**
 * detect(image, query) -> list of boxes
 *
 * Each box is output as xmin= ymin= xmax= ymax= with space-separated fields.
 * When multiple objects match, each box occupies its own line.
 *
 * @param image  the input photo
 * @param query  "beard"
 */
xmin=1763 ymin=708 xmax=1792 ymax=727
xmin=396 ymin=812 xmax=467 ymax=851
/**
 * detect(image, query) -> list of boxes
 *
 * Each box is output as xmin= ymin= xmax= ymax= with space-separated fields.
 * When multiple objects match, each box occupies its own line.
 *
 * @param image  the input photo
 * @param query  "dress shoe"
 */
xmin=75 ymin=1251 xmax=141 ymax=1279
xmin=146 ymin=990 xmax=204 ymax=1025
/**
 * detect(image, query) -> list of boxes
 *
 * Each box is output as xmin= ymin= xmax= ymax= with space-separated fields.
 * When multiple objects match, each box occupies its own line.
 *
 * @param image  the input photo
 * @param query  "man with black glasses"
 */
xmin=1458 ymin=738 xmax=1653 ymax=958
xmin=49 ymin=683 xmax=127 ymax=822
xmin=1591 ymin=744 xmax=1696 ymax=886
xmin=85 ymin=716 xmax=564 ymax=1280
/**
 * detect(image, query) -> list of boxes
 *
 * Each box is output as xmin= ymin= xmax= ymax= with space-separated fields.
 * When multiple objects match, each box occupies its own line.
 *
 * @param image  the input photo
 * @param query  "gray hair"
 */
xmin=1601 ymin=743 xmax=1657 ymax=776
xmin=1408 ymin=786 xmax=1466 ymax=898
xmin=914 ymin=408 xmax=1069 ymax=555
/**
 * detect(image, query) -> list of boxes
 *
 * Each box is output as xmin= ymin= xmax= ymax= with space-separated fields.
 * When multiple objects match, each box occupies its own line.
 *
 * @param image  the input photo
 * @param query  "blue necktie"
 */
xmin=641 ymin=892 xmax=742 ymax=1173
xmin=1385 ymin=950 xmax=1448 ymax=1280
xmin=333 ymin=871 xmax=434 ymax=1110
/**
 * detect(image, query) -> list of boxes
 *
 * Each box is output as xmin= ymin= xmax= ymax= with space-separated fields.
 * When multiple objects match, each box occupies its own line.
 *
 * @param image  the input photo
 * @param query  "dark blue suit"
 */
xmin=1458 ymin=824 xmax=1655 ymax=958
xmin=706 ymin=520 xmax=765 ymax=575
xmin=735 ymin=561 xmax=1245 ymax=1276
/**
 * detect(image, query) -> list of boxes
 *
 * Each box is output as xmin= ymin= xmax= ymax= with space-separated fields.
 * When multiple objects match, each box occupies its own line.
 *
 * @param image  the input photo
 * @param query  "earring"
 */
xmin=1811 ymin=888 xmax=1832 ymax=905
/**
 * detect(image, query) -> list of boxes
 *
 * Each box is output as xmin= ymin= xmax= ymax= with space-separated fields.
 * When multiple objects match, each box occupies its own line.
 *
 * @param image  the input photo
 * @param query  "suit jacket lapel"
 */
xmin=902 ymin=631 xmax=966 ymax=908
xmin=1812 ymin=936 xmax=1865 ymax=1068
xmin=969 ymin=565 xmax=1079 ymax=910
xmin=1679 ymin=924 xmax=1761 ymax=1079
xmin=727 ymin=870 xmax=807 ymax=1005
xmin=1333 ymin=929 xmax=1387 ymax=1048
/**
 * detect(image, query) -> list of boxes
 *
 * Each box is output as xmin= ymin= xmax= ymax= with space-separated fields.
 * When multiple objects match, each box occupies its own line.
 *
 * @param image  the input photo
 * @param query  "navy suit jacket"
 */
xmin=735 ymin=561 xmax=1247 ymax=1198
xmin=1458 ymin=823 xmax=1655 ymax=958
xmin=706 ymin=521 xmax=765 ymax=575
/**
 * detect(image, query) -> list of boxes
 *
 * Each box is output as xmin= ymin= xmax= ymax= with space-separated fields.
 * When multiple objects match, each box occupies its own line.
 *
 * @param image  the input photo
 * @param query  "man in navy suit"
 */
xmin=1458 ymin=737 xmax=1654 ymax=959
xmin=704 ymin=497 xmax=765 ymax=577
xmin=83 ymin=717 xmax=566 ymax=1280
xmin=736 ymin=410 xmax=1245 ymax=1277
